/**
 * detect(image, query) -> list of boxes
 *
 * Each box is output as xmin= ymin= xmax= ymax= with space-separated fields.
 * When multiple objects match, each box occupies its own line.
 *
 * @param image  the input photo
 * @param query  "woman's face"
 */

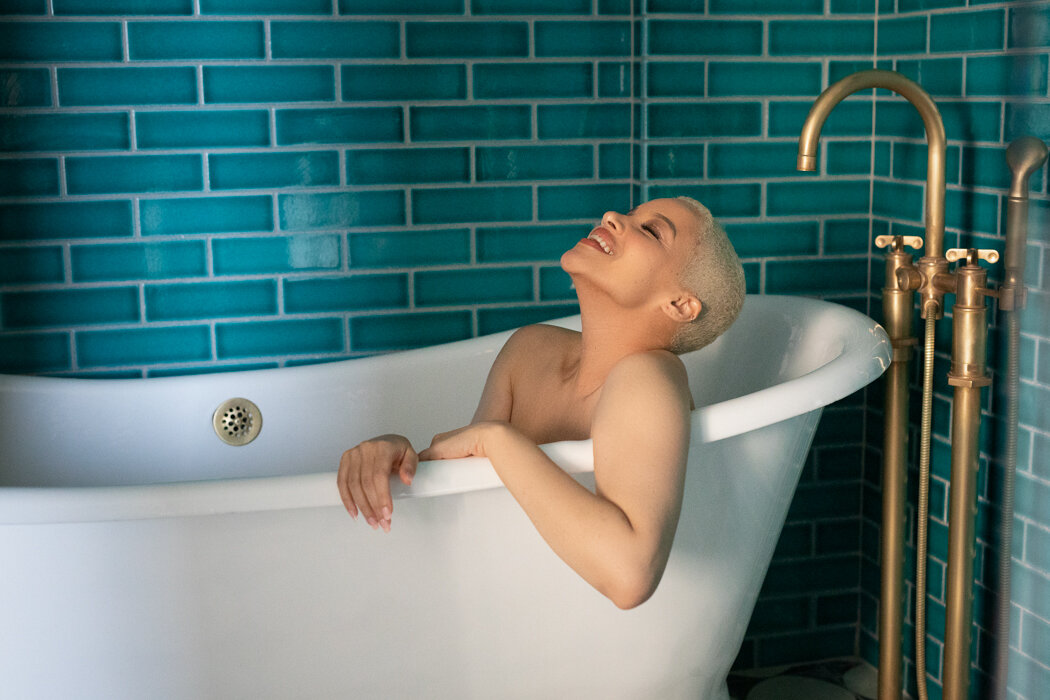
xmin=561 ymin=198 xmax=701 ymax=311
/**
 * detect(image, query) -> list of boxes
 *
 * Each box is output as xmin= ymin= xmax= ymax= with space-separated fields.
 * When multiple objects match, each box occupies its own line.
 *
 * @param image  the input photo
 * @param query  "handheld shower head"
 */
xmin=1002 ymin=136 xmax=1048 ymax=310
xmin=1006 ymin=136 xmax=1048 ymax=199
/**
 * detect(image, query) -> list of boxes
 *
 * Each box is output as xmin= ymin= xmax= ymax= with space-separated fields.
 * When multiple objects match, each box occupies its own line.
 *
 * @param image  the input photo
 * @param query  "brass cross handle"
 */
xmin=945 ymin=248 xmax=1000 ymax=265
xmin=875 ymin=235 xmax=923 ymax=251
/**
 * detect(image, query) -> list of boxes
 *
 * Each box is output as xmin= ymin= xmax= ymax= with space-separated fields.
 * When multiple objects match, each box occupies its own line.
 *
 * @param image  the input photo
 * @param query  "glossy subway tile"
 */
xmin=145 ymin=280 xmax=278 ymax=322
xmin=414 ymin=267 xmax=532 ymax=306
xmin=208 ymin=151 xmax=340 ymax=191
xmin=276 ymin=107 xmax=404 ymax=144
xmin=533 ymin=20 xmax=632 ymax=57
xmin=59 ymin=67 xmax=198 ymax=106
xmin=216 ymin=317 xmax=344 ymax=359
xmin=0 ymin=246 xmax=65 ymax=285
xmin=341 ymin=65 xmax=465 ymax=102
xmin=128 ymin=21 xmax=265 ymax=60
xmin=54 ymin=0 xmax=193 ymax=14
xmin=349 ymin=310 xmax=472 ymax=352
xmin=0 ymin=68 xmax=51 ymax=107
xmin=76 ymin=324 xmax=211 ymax=368
xmin=212 ymin=234 xmax=341 ymax=275
xmin=0 ymin=113 xmax=130 ymax=152
xmin=136 ymin=110 xmax=271 ymax=150
xmin=0 ymin=159 xmax=60 ymax=197
xmin=140 ymin=195 xmax=273 ymax=236
xmin=0 ymin=21 xmax=121 ymax=61
xmin=348 ymin=228 xmax=471 ymax=269
xmin=71 ymin=241 xmax=207 ymax=282
xmin=284 ymin=273 xmax=409 ymax=313
xmin=473 ymin=62 xmax=594 ymax=99
xmin=66 ymin=154 xmax=203 ymax=195
xmin=475 ymin=145 xmax=593 ymax=182
xmin=338 ymin=0 xmax=463 ymax=14
xmin=203 ymin=66 xmax=335 ymax=104
xmin=346 ymin=147 xmax=470 ymax=186
xmin=270 ymin=20 xmax=399 ymax=59
xmin=0 ymin=201 xmax=134 ymax=241
xmin=405 ymin=21 xmax=528 ymax=58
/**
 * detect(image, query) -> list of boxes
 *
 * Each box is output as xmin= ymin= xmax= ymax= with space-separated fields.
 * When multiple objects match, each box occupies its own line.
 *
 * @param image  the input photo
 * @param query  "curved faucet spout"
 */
xmin=797 ymin=69 xmax=947 ymax=258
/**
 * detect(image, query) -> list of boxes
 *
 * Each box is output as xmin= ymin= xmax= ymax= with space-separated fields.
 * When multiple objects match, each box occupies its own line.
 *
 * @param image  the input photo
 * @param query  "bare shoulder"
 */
xmin=506 ymin=323 xmax=578 ymax=347
xmin=603 ymin=350 xmax=689 ymax=395
xmin=500 ymin=323 xmax=578 ymax=362
xmin=595 ymin=350 xmax=693 ymax=421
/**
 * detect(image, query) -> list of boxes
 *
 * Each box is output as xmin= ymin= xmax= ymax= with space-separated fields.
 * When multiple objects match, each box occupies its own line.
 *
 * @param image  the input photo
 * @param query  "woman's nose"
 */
xmin=601 ymin=211 xmax=623 ymax=231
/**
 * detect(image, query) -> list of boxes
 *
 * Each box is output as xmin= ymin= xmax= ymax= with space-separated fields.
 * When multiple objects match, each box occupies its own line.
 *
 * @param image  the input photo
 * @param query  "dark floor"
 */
xmin=728 ymin=657 xmax=878 ymax=700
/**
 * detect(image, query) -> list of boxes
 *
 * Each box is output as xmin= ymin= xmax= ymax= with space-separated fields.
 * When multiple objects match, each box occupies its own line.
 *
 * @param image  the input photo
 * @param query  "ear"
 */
xmin=662 ymin=293 xmax=702 ymax=323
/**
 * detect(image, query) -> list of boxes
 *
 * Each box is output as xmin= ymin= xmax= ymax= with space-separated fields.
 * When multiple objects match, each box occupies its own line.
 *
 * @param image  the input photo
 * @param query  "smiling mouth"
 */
xmin=587 ymin=230 xmax=613 ymax=255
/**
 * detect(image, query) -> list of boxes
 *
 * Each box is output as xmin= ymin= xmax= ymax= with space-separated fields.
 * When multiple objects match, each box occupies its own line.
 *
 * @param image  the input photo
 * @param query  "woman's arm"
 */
xmin=335 ymin=326 xmax=529 ymax=529
xmin=419 ymin=351 xmax=692 ymax=609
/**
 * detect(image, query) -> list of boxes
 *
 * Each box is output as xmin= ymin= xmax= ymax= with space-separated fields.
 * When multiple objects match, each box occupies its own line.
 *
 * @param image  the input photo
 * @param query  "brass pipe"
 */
xmin=943 ymin=252 xmax=993 ymax=700
xmin=879 ymin=363 xmax=908 ymax=700
xmin=798 ymin=70 xmax=948 ymax=699
xmin=797 ymin=69 xmax=947 ymax=260
xmin=877 ymin=238 xmax=918 ymax=700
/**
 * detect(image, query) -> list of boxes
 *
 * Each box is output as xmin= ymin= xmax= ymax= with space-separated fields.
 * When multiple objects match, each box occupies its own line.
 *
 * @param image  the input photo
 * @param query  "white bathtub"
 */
xmin=0 ymin=294 xmax=889 ymax=700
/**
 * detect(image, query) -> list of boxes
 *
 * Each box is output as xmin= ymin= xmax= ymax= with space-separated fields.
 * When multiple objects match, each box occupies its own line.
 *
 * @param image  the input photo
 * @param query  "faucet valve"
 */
xmin=896 ymin=266 xmax=923 ymax=291
xmin=945 ymin=248 xmax=999 ymax=266
xmin=876 ymin=234 xmax=923 ymax=252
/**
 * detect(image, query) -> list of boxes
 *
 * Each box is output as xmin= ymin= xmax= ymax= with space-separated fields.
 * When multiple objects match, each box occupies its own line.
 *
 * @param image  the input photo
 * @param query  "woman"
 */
xmin=337 ymin=197 xmax=745 ymax=609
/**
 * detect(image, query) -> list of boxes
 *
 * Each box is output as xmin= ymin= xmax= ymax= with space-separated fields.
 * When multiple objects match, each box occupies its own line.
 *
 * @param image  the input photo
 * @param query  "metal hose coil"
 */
xmin=915 ymin=305 xmax=937 ymax=700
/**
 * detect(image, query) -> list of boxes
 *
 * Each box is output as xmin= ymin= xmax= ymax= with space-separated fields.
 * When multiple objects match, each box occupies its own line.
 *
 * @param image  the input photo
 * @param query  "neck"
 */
xmin=571 ymin=286 xmax=673 ymax=397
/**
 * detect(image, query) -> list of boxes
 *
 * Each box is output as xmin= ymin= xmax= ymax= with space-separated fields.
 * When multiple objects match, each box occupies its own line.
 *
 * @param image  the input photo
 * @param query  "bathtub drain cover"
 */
xmin=213 ymin=398 xmax=262 ymax=446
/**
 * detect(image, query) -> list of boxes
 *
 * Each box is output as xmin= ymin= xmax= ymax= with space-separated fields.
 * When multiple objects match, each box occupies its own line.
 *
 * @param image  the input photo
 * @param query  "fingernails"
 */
xmin=381 ymin=506 xmax=391 ymax=521
xmin=380 ymin=519 xmax=391 ymax=533
xmin=366 ymin=517 xmax=378 ymax=530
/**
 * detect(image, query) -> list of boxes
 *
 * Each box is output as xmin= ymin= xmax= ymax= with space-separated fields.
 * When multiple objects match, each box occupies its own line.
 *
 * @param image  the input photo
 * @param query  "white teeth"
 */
xmin=588 ymin=232 xmax=613 ymax=254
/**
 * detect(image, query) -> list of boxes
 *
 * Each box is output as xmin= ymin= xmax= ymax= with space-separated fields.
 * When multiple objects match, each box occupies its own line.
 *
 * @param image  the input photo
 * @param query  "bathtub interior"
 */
xmin=0 ymin=294 xmax=869 ymax=490
xmin=684 ymin=295 xmax=844 ymax=407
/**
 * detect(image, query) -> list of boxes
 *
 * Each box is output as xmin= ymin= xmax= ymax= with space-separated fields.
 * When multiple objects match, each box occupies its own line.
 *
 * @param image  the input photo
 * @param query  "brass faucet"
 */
xmin=797 ymin=69 xmax=949 ymax=318
xmin=797 ymin=69 xmax=998 ymax=700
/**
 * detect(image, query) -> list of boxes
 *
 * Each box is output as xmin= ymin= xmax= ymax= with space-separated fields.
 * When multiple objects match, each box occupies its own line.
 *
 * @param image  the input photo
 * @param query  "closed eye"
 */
xmin=643 ymin=223 xmax=659 ymax=238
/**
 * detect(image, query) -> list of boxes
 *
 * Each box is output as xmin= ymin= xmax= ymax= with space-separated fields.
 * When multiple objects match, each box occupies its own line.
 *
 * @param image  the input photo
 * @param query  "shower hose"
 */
xmin=993 ymin=310 xmax=1021 ymax=700
xmin=914 ymin=303 xmax=937 ymax=700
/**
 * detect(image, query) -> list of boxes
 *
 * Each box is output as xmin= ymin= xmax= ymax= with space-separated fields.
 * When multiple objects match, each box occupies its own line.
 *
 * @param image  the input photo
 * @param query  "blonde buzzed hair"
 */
xmin=668 ymin=196 xmax=746 ymax=354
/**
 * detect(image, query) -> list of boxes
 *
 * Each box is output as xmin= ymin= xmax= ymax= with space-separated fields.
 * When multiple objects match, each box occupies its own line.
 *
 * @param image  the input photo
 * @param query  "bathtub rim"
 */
xmin=0 ymin=295 xmax=889 ymax=525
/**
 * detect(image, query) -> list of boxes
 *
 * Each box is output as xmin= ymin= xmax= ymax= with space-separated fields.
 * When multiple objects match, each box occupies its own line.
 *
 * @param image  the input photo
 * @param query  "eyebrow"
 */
xmin=653 ymin=213 xmax=677 ymax=240
xmin=626 ymin=207 xmax=677 ymax=241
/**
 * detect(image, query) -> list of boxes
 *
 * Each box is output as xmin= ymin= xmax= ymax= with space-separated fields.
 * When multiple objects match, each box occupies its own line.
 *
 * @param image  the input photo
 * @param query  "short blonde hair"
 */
xmin=668 ymin=197 xmax=745 ymax=354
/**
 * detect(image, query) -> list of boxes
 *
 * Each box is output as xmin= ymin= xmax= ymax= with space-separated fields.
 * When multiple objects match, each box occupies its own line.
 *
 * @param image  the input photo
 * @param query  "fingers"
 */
xmin=417 ymin=429 xmax=450 ymax=462
xmin=398 ymin=448 xmax=418 ymax=486
xmin=364 ymin=459 xmax=392 ymax=533
xmin=354 ymin=443 xmax=387 ymax=531
xmin=336 ymin=437 xmax=414 ymax=532
xmin=419 ymin=425 xmax=476 ymax=461
xmin=336 ymin=449 xmax=359 ymax=520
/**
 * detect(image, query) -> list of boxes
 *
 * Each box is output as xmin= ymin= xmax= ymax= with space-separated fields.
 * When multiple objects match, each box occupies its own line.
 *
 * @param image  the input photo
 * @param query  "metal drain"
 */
xmin=213 ymin=398 xmax=262 ymax=446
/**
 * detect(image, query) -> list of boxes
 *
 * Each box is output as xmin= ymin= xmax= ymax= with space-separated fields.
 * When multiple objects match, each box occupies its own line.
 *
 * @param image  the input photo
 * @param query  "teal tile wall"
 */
xmin=1 ymin=2 xmax=1047 ymax=696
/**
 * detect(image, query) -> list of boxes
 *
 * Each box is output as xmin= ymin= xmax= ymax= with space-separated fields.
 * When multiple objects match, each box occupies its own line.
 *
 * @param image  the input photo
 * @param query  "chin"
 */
xmin=559 ymin=247 xmax=583 ymax=274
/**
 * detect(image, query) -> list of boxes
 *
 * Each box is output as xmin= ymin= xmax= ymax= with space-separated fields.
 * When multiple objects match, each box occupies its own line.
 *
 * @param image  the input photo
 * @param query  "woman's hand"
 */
xmin=418 ymin=421 xmax=507 ymax=462
xmin=337 ymin=434 xmax=418 ymax=532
